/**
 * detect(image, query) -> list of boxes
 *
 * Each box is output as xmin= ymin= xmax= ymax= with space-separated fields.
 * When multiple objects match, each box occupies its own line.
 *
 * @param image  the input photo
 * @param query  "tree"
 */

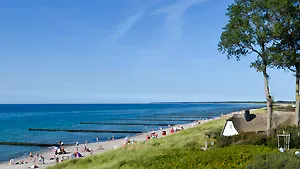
xmin=218 ymin=0 xmax=274 ymax=135
xmin=269 ymin=0 xmax=300 ymax=125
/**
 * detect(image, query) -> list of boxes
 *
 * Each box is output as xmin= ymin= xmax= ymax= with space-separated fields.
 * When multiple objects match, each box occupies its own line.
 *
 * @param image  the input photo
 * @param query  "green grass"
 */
xmin=47 ymin=119 xmax=274 ymax=169
xmin=251 ymin=105 xmax=295 ymax=114
xmin=251 ymin=108 xmax=267 ymax=114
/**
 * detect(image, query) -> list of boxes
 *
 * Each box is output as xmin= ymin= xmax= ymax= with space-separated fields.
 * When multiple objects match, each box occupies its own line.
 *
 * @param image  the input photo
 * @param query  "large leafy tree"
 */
xmin=218 ymin=0 xmax=274 ymax=135
xmin=269 ymin=0 xmax=300 ymax=125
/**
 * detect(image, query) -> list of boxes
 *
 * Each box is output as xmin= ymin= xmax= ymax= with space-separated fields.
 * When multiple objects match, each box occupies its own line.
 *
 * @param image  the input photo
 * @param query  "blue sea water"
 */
xmin=0 ymin=103 xmax=264 ymax=162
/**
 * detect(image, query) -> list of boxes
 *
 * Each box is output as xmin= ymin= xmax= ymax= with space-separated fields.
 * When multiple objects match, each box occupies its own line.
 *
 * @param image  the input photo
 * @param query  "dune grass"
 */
xmin=251 ymin=108 xmax=267 ymax=114
xmin=47 ymin=118 xmax=273 ymax=169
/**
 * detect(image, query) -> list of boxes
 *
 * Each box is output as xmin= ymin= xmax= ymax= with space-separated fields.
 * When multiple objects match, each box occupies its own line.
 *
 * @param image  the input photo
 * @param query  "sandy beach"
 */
xmin=0 ymin=110 xmax=244 ymax=169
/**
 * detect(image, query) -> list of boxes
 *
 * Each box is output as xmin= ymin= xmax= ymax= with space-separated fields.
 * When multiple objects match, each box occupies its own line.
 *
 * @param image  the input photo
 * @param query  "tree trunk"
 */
xmin=263 ymin=67 xmax=272 ymax=136
xmin=295 ymin=66 xmax=300 ymax=125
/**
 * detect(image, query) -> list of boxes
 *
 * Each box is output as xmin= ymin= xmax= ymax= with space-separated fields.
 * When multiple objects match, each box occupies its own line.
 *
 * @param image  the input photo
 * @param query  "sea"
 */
xmin=0 ymin=103 xmax=264 ymax=162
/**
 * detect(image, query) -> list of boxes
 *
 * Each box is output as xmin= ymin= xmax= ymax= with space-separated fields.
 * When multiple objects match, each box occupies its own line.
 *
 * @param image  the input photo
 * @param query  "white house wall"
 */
xmin=222 ymin=121 xmax=239 ymax=136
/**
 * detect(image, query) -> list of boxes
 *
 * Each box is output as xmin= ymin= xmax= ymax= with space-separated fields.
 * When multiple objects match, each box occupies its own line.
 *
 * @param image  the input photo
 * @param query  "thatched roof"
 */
xmin=227 ymin=111 xmax=294 ymax=133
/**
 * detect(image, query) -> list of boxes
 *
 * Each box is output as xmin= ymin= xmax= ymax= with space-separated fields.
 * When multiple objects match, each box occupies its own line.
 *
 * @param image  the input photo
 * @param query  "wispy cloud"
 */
xmin=154 ymin=0 xmax=206 ymax=42
xmin=111 ymin=8 xmax=148 ymax=42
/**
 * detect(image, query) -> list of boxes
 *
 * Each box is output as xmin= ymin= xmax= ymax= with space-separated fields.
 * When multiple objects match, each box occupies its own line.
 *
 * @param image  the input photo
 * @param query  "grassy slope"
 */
xmin=48 ymin=118 xmax=273 ymax=169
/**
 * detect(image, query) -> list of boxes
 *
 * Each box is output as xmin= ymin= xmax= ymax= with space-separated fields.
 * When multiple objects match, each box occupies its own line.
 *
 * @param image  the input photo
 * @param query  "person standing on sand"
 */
xmin=55 ymin=155 xmax=59 ymax=164
xmin=58 ymin=140 xmax=62 ymax=146
xmin=40 ymin=155 xmax=45 ymax=164
xmin=108 ymin=137 xmax=110 ymax=142
xmin=76 ymin=141 xmax=79 ymax=152
xmin=112 ymin=135 xmax=115 ymax=142
xmin=29 ymin=152 xmax=33 ymax=160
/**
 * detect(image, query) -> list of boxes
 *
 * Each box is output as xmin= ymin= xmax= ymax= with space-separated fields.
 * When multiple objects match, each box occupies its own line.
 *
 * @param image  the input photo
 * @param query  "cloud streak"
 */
xmin=154 ymin=0 xmax=206 ymax=42
xmin=111 ymin=8 xmax=148 ymax=42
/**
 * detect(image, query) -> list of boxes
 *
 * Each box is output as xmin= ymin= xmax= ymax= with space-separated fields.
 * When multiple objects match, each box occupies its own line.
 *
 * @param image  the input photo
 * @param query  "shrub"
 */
xmin=246 ymin=152 xmax=300 ymax=169
xmin=273 ymin=125 xmax=300 ymax=149
xmin=205 ymin=127 xmax=221 ymax=139
xmin=215 ymin=132 xmax=267 ymax=147
xmin=213 ymin=125 xmax=300 ymax=149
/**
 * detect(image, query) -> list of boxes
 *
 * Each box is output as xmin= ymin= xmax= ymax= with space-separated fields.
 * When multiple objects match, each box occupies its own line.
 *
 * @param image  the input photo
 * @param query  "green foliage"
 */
xmin=273 ymin=105 xmax=295 ymax=112
xmin=246 ymin=152 xmax=300 ymax=169
xmin=268 ymin=0 xmax=300 ymax=73
xmin=215 ymin=132 xmax=268 ymax=147
xmin=214 ymin=124 xmax=300 ymax=149
xmin=218 ymin=0 xmax=273 ymax=72
xmin=129 ymin=145 xmax=273 ymax=169
xmin=273 ymin=125 xmax=300 ymax=149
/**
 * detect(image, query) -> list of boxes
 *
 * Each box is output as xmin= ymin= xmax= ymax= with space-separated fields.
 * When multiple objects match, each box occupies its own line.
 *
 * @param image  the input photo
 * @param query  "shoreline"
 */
xmin=0 ymin=108 xmax=258 ymax=169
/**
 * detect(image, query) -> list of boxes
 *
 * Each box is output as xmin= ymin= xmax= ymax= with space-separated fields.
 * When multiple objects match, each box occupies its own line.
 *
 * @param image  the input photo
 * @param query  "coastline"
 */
xmin=0 ymin=108 xmax=256 ymax=169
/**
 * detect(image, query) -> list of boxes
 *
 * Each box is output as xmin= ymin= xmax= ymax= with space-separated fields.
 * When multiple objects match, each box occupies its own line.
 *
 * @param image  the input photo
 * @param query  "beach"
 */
xmin=0 ymin=109 xmax=245 ymax=169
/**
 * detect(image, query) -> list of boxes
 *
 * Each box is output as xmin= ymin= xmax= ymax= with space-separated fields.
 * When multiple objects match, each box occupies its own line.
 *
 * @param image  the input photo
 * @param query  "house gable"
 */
xmin=222 ymin=121 xmax=239 ymax=136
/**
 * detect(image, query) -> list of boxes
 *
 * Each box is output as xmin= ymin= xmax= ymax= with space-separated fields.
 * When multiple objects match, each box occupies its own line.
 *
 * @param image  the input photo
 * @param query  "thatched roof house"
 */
xmin=222 ymin=111 xmax=294 ymax=136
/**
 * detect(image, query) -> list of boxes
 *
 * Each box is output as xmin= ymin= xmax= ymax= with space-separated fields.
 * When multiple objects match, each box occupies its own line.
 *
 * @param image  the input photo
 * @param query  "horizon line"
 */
xmin=0 ymin=100 xmax=293 ymax=105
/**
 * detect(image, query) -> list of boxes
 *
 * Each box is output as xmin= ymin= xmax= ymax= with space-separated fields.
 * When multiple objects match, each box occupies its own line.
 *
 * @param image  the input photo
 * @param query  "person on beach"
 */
xmin=55 ymin=156 xmax=59 ymax=164
xmin=9 ymin=159 xmax=15 ymax=165
xmin=151 ymin=129 xmax=155 ymax=134
xmin=29 ymin=152 xmax=33 ymax=160
xmin=85 ymin=140 xmax=88 ymax=145
xmin=82 ymin=145 xmax=93 ymax=154
xmin=170 ymin=127 xmax=174 ymax=133
xmin=108 ymin=137 xmax=110 ymax=142
xmin=33 ymin=156 xmax=37 ymax=164
xmin=76 ymin=141 xmax=79 ymax=152
xmin=96 ymin=137 xmax=99 ymax=142
xmin=112 ymin=135 xmax=115 ymax=142
xmin=40 ymin=155 xmax=45 ymax=164
xmin=98 ymin=145 xmax=104 ymax=150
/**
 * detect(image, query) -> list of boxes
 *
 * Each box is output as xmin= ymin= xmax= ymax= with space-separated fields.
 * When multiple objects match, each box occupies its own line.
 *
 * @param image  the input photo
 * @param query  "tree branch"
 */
xmin=288 ymin=67 xmax=296 ymax=72
xmin=247 ymin=44 xmax=263 ymax=57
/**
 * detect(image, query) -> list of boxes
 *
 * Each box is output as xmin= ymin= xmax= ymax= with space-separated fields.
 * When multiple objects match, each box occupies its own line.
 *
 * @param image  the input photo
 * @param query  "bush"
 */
xmin=213 ymin=125 xmax=300 ymax=149
xmin=272 ymin=125 xmax=300 ymax=149
xmin=246 ymin=152 xmax=300 ymax=169
xmin=215 ymin=132 xmax=267 ymax=147
xmin=205 ymin=127 xmax=221 ymax=139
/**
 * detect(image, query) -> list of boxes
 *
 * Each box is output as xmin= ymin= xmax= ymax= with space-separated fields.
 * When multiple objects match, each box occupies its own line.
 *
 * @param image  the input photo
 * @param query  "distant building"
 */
xmin=221 ymin=111 xmax=294 ymax=136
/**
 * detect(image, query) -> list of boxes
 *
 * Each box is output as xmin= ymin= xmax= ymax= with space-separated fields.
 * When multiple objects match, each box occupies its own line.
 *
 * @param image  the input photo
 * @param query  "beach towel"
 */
xmin=76 ymin=152 xmax=83 ymax=157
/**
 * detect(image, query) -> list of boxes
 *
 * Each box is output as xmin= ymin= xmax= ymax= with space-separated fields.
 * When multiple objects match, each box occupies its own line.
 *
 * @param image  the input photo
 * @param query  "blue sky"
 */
xmin=0 ymin=0 xmax=295 ymax=103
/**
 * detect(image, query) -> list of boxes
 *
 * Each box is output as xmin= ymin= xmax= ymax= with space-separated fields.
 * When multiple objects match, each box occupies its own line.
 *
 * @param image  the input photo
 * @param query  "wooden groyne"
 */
xmin=120 ymin=118 xmax=196 ymax=122
xmin=28 ymin=128 xmax=143 ymax=134
xmin=152 ymin=113 xmax=221 ymax=118
xmin=0 ymin=142 xmax=73 ymax=147
xmin=149 ymin=115 xmax=217 ymax=118
xmin=79 ymin=122 xmax=174 ymax=126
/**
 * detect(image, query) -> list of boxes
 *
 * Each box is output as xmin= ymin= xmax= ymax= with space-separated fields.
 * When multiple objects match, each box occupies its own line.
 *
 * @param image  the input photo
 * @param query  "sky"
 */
xmin=0 ymin=0 xmax=296 ymax=103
